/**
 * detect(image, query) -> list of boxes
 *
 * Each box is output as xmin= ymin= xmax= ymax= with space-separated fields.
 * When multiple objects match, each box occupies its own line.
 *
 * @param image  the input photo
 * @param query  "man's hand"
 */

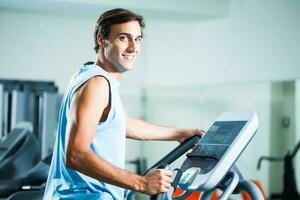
xmin=177 ymin=128 xmax=205 ymax=143
xmin=141 ymin=169 xmax=173 ymax=195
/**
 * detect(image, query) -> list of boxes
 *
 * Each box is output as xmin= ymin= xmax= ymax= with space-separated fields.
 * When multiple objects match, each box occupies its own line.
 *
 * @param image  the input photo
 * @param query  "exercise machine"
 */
xmin=0 ymin=79 xmax=62 ymax=199
xmin=0 ymin=122 xmax=39 ymax=181
xmin=257 ymin=140 xmax=300 ymax=200
xmin=0 ymin=154 xmax=51 ymax=200
xmin=0 ymin=121 xmax=51 ymax=199
xmin=0 ymin=122 xmax=48 ymax=198
xmin=128 ymin=111 xmax=263 ymax=200
xmin=176 ymin=111 xmax=261 ymax=200
xmin=0 ymin=80 xmax=60 ymax=200
xmin=0 ymin=79 xmax=59 ymax=160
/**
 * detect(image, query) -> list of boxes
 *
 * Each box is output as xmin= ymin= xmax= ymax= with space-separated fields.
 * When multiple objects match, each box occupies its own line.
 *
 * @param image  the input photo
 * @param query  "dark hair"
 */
xmin=94 ymin=8 xmax=145 ymax=53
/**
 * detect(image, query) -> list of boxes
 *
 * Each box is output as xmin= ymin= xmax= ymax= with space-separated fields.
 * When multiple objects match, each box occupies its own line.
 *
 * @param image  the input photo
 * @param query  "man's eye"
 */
xmin=135 ymin=37 xmax=142 ymax=42
xmin=119 ymin=36 xmax=128 ymax=41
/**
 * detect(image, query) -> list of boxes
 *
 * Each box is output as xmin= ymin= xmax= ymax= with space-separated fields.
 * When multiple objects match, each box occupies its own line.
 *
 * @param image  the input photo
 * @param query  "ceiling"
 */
xmin=0 ymin=0 xmax=230 ymax=21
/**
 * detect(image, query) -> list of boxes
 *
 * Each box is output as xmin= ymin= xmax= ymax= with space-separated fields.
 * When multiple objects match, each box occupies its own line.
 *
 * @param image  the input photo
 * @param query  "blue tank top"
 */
xmin=43 ymin=64 xmax=126 ymax=200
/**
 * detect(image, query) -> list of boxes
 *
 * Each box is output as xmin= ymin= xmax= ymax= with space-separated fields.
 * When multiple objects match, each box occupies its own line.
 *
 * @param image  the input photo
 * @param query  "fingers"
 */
xmin=155 ymin=169 xmax=172 ymax=184
xmin=196 ymin=128 xmax=205 ymax=137
xmin=143 ymin=169 xmax=173 ymax=195
xmin=161 ymin=181 xmax=171 ymax=192
xmin=158 ymin=170 xmax=172 ymax=193
xmin=178 ymin=128 xmax=206 ymax=143
xmin=162 ymin=169 xmax=173 ymax=178
xmin=200 ymin=129 xmax=206 ymax=135
xmin=147 ymin=168 xmax=172 ymax=178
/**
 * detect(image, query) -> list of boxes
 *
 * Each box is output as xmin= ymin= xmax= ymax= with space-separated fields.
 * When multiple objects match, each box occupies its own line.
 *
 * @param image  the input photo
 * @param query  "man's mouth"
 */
xmin=122 ymin=54 xmax=135 ymax=62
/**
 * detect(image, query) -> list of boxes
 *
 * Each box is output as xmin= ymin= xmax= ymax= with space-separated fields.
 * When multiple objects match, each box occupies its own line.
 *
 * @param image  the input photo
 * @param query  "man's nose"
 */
xmin=127 ymin=40 xmax=138 ymax=53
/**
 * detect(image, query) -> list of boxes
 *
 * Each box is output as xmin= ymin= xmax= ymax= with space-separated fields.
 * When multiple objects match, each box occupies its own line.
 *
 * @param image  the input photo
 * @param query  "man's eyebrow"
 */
xmin=117 ymin=32 xmax=143 ymax=38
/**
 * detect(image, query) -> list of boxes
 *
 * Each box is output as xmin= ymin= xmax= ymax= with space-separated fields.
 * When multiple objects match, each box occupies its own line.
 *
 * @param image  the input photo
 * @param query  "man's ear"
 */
xmin=97 ymin=33 xmax=108 ymax=48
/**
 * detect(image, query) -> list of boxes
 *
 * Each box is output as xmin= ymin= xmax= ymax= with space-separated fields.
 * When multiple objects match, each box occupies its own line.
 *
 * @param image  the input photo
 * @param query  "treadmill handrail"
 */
xmin=126 ymin=135 xmax=201 ymax=200
xmin=143 ymin=135 xmax=201 ymax=176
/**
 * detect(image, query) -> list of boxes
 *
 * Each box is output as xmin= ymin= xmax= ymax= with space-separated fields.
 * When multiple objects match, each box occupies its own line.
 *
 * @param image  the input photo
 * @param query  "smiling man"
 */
xmin=43 ymin=8 xmax=203 ymax=200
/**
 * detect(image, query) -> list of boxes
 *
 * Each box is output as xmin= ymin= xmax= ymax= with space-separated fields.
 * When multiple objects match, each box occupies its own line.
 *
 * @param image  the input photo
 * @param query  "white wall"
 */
xmin=0 ymin=0 xmax=300 ymax=90
xmin=296 ymin=80 xmax=300 ymax=192
xmin=0 ymin=10 xmax=96 ymax=92
xmin=143 ymin=0 xmax=300 ymax=87
xmin=0 ymin=85 xmax=2 ymax=136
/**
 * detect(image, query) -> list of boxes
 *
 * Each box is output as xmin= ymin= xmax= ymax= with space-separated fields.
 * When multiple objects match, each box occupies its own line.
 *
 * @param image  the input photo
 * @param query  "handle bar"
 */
xmin=143 ymin=135 xmax=201 ymax=175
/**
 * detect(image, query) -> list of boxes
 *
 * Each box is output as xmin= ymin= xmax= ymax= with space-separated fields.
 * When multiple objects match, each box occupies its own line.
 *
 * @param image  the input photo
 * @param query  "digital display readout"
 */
xmin=200 ymin=121 xmax=247 ymax=145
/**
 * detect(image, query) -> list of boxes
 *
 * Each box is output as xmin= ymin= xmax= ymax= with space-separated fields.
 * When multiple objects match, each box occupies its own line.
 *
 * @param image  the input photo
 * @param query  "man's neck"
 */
xmin=95 ymin=56 xmax=122 ymax=81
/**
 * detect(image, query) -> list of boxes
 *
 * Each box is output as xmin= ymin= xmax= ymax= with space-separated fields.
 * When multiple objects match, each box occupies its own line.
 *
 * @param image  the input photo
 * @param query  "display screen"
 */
xmin=187 ymin=120 xmax=248 ymax=164
xmin=200 ymin=121 xmax=247 ymax=145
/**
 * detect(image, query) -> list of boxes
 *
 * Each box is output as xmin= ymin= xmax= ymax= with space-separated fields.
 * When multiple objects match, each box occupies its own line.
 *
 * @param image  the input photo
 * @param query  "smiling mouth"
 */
xmin=122 ymin=54 xmax=135 ymax=61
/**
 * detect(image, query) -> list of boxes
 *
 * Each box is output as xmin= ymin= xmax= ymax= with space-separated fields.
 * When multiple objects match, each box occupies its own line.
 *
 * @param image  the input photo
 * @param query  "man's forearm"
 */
xmin=126 ymin=118 xmax=182 ymax=141
xmin=66 ymin=148 xmax=146 ymax=192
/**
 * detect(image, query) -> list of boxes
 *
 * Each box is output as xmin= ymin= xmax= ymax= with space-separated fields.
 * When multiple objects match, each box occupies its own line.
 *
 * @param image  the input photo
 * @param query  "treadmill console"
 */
xmin=179 ymin=112 xmax=258 ymax=191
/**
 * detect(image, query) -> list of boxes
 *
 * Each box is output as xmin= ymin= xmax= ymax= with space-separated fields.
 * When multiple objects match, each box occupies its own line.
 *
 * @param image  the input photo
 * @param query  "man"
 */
xmin=44 ymin=8 xmax=203 ymax=200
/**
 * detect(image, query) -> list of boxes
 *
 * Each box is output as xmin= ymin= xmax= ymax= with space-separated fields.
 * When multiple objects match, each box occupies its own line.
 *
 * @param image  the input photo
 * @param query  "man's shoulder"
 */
xmin=83 ymin=76 xmax=110 ymax=92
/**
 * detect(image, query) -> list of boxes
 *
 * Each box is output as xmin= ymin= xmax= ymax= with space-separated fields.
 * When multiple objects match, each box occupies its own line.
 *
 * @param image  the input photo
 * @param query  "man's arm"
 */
xmin=65 ymin=76 xmax=172 ymax=195
xmin=125 ymin=114 xmax=204 ymax=143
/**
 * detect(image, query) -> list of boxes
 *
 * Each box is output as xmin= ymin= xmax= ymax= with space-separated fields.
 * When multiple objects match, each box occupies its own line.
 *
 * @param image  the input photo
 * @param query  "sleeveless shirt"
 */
xmin=43 ymin=63 xmax=126 ymax=200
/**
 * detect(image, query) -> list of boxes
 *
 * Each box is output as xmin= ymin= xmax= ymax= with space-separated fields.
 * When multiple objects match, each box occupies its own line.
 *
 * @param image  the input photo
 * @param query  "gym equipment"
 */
xmin=126 ymin=135 xmax=201 ymax=200
xmin=6 ymin=190 xmax=45 ymax=200
xmin=0 ymin=122 xmax=39 ymax=181
xmin=0 ymin=121 xmax=51 ymax=198
xmin=178 ymin=112 xmax=259 ymax=196
xmin=0 ymin=153 xmax=51 ymax=198
xmin=257 ymin=140 xmax=300 ymax=200
xmin=0 ymin=122 xmax=42 ymax=198
xmin=0 ymin=79 xmax=59 ymax=159
xmin=0 ymin=80 xmax=60 ymax=199
xmin=128 ymin=111 xmax=263 ymax=200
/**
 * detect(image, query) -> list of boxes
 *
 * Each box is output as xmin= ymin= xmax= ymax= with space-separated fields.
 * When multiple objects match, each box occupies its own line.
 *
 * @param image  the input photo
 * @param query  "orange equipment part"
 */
xmin=241 ymin=179 xmax=267 ymax=200
xmin=173 ymin=179 xmax=267 ymax=200
xmin=173 ymin=188 xmax=218 ymax=200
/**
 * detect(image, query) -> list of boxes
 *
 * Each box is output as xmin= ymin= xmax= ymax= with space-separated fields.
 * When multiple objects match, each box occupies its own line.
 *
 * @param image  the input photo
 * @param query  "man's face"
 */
xmin=102 ymin=20 xmax=142 ymax=72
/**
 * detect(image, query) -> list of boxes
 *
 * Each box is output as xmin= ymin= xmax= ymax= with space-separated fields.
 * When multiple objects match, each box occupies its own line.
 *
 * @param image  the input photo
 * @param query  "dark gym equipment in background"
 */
xmin=0 ymin=79 xmax=59 ymax=159
xmin=257 ymin=140 xmax=300 ymax=200
xmin=0 ymin=79 xmax=60 ymax=200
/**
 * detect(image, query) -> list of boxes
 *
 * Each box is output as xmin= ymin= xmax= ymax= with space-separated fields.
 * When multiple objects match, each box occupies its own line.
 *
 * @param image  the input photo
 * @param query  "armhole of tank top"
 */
xmin=70 ymin=75 xmax=112 ymax=120
xmin=96 ymin=75 xmax=112 ymax=124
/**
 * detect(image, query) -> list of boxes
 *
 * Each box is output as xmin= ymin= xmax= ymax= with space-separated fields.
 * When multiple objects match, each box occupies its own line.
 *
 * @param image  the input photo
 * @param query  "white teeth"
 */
xmin=124 ymin=55 xmax=134 ymax=60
